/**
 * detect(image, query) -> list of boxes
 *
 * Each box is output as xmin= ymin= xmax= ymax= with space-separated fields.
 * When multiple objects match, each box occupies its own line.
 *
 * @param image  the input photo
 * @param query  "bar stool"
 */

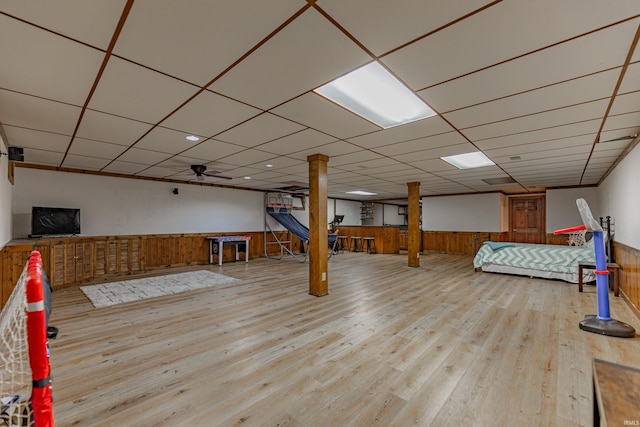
xmin=336 ymin=236 xmax=349 ymax=253
xmin=363 ymin=237 xmax=376 ymax=254
xmin=349 ymin=237 xmax=362 ymax=252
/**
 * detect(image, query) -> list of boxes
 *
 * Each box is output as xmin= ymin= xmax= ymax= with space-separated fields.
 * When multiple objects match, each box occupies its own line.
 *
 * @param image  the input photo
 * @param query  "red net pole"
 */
xmin=25 ymin=251 xmax=54 ymax=427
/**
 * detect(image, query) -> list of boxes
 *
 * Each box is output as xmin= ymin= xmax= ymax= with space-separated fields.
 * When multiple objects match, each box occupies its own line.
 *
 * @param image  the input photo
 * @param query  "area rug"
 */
xmin=80 ymin=270 xmax=240 ymax=308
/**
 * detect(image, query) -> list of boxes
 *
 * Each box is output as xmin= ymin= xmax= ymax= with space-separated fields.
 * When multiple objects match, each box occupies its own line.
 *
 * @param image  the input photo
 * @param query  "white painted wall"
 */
xmin=12 ymin=150 xmax=638 ymax=250
xmin=0 ymin=138 xmax=12 ymax=246
xmin=12 ymin=168 xmax=266 ymax=237
xmin=599 ymin=143 xmax=640 ymax=249
xmin=546 ymin=187 xmax=601 ymax=233
xmin=422 ymin=193 xmax=502 ymax=232
xmin=335 ymin=199 xmax=361 ymax=226
xmin=383 ymin=204 xmax=406 ymax=226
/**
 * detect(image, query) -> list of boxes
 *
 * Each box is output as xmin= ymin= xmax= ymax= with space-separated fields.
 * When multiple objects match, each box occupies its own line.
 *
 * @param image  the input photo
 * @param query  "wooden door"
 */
xmin=509 ymin=196 xmax=545 ymax=243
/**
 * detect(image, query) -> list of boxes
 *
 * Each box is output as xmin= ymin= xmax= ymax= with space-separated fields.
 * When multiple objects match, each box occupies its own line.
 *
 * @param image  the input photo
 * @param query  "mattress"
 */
xmin=473 ymin=240 xmax=596 ymax=284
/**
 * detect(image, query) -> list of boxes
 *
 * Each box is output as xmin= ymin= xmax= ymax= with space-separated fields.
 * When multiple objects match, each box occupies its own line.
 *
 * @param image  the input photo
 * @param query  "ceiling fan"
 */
xmin=189 ymin=164 xmax=232 ymax=181
xmin=598 ymin=132 xmax=639 ymax=143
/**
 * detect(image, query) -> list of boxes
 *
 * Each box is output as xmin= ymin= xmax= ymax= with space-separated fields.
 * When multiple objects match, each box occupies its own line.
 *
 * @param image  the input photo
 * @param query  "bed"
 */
xmin=473 ymin=239 xmax=596 ymax=283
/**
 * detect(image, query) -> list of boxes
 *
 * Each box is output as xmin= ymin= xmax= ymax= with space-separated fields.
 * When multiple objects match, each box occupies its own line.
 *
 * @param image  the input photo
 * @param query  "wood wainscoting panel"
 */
xmin=333 ymin=226 xmax=399 ymax=254
xmin=0 ymin=242 xmax=50 ymax=308
xmin=0 ymin=244 xmax=31 ymax=307
xmin=614 ymin=242 xmax=640 ymax=317
xmin=1 ymin=228 xmax=409 ymax=306
xmin=423 ymin=231 xmax=502 ymax=256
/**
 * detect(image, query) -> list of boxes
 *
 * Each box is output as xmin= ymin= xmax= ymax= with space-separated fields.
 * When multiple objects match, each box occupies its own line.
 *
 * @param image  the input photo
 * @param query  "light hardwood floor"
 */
xmin=48 ymin=252 xmax=640 ymax=426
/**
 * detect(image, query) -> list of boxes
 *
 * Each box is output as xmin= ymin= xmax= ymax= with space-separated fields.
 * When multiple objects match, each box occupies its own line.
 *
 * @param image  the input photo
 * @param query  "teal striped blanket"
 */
xmin=474 ymin=239 xmax=595 ymax=281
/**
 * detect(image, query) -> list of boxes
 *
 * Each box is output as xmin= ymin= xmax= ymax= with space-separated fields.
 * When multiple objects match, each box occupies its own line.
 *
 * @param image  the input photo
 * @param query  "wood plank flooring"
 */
xmin=48 ymin=252 xmax=640 ymax=426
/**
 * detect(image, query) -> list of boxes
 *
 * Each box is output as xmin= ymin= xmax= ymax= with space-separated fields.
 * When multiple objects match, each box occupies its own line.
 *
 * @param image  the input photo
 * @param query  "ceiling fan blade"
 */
xmin=208 ymin=174 xmax=233 ymax=180
xmin=203 ymin=170 xmax=232 ymax=180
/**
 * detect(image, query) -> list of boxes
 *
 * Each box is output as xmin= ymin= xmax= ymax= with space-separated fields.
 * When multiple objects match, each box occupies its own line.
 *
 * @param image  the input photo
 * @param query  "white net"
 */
xmin=0 ymin=263 xmax=34 ymax=426
xmin=567 ymin=229 xmax=587 ymax=246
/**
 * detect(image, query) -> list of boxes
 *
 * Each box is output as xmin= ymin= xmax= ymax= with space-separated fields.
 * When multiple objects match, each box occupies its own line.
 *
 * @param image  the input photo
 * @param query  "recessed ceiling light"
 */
xmin=265 ymin=164 xmax=273 ymax=168
xmin=185 ymin=135 xmax=200 ymax=142
xmin=441 ymin=151 xmax=495 ymax=169
xmin=244 ymin=176 xmax=251 ymax=180
xmin=314 ymin=62 xmax=436 ymax=129
xmin=346 ymin=190 xmax=377 ymax=196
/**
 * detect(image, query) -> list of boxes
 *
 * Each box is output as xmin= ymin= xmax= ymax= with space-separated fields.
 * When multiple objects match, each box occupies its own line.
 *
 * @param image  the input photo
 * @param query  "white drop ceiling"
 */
xmin=1 ymin=1 xmax=639 ymax=201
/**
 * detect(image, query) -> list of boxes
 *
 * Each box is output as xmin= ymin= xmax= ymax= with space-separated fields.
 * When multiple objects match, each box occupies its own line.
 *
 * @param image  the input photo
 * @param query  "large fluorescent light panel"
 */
xmin=314 ymin=62 xmax=436 ymax=129
xmin=346 ymin=190 xmax=377 ymax=196
xmin=441 ymin=151 xmax=495 ymax=169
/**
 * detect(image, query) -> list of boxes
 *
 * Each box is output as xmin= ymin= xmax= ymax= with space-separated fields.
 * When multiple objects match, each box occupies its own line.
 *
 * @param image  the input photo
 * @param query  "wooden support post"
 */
xmin=308 ymin=154 xmax=329 ymax=296
xmin=407 ymin=182 xmax=421 ymax=268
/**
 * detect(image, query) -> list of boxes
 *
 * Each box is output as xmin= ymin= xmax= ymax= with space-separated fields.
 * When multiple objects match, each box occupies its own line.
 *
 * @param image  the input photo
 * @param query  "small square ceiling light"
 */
xmin=441 ymin=151 xmax=495 ymax=169
xmin=314 ymin=62 xmax=436 ymax=129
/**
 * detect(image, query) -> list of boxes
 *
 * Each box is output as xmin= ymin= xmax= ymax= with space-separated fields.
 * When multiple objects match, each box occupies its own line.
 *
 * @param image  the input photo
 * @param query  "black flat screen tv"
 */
xmin=31 ymin=206 xmax=81 ymax=236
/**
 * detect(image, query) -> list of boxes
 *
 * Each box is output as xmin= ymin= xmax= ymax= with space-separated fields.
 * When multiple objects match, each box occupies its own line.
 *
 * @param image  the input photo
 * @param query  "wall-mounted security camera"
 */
xmin=172 ymin=188 xmax=179 ymax=195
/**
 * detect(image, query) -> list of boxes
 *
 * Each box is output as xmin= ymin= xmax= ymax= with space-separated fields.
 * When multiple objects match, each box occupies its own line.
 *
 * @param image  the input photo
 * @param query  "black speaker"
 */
xmin=8 ymin=147 xmax=24 ymax=162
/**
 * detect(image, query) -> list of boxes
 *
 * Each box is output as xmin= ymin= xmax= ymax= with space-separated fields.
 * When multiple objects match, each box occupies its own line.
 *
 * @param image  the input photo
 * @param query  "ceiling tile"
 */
xmin=271 ymin=92 xmax=379 ymax=139
xmin=394 ymin=142 xmax=477 ymax=163
xmin=66 ymin=138 xmax=127 ymax=160
xmin=618 ymin=62 xmax=640 ymax=93
xmin=211 ymin=8 xmax=371 ymax=109
xmin=161 ymin=90 xmax=262 ymax=137
xmin=329 ymin=150 xmax=385 ymax=167
xmin=77 ymin=109 xmax=153 ymax=146
xmin=102 ymin=160 xmax=149 ymax=175
xmin=219 ymin=149 xmax=280 ymax=167
xmin=347 ymin=115 xmax=455 ymax=149
xmin=421 ymin=20 xmax=638 ymax=113
xmin=18 ymin=149 xmax=64 ymax=166
xmin=63 ymin=154 xmax=112 ymax=171
xmin=88 ymin=57 xmax=198 ymax=124
xmin=485 ymin=135 xmax=594 ymax=158
xmin=179 ymin=139 xmax=245 ymax=162
xmin=608 ymin=90 xmax=640 ymax=116
xmin=134 ymin=126 xmax=202 ymax=155
xmin=113 ymin=0 xmax=304 ymax=86
xmin=0 ymin=90 xmax=81 ymax=135
xmin=286 ymin=141 xmax=362 ymax=161
xmin=464 ymin=100 xmax=608 ymax=143
xmin=318 ymin=0 xmax=491 ymax=56
xmin=0 ymin=14 xmax=105 ymax=105
xmin=1 ymin=1 xmax=127 ymax=49
xmin=216 ymin=113 xmax=305 ymax=148
xmin=116 ymin=148 xmax=173 ymax=165
xmin=3 ymin=126 xmax=70 ymax=153
xmin=258 ymin=129 xmax=337 ymax=155
xmin=472 ymin=120 xmax=602 ymax=151
xmin=374 ymin=132 xmax=466 ymax=156
xmin=444 ymin=69 xmax=620 ymax=129
xmin=383 ymin=1 xmax=640 ymax=90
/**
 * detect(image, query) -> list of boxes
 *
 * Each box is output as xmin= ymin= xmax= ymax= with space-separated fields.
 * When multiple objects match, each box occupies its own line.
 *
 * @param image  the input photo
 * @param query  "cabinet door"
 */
xmin=51 ymin=243 xmax=74 ymax=286
xmin=75 ymin=242 xmax=94 ymax=282
xmin=399 ymin=231 xmax=408 ymax=250
xmin=51 ymin=242 xmax=94 ymax=286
